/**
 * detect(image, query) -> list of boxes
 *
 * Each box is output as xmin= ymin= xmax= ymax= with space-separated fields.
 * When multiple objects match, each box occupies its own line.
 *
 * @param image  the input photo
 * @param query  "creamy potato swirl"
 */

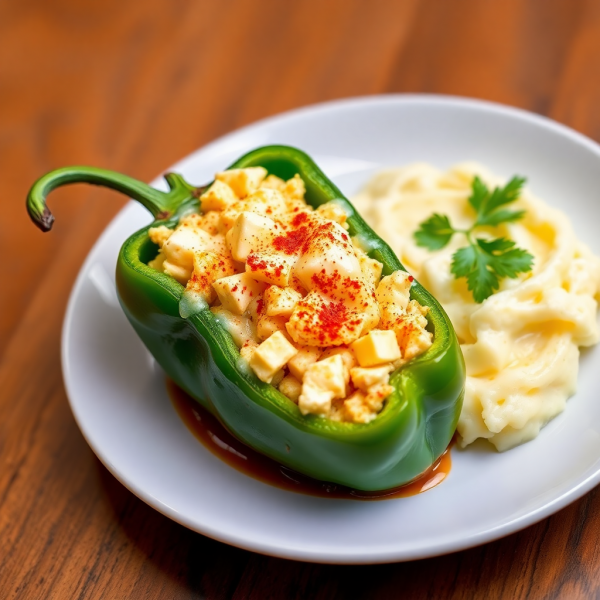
xmin=352 ymin=163 xmax=600 ymax=450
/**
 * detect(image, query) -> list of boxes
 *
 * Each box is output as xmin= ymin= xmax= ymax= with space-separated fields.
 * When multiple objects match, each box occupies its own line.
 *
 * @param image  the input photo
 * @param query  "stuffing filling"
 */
xmin=148 ymin=167 xmax=433 ymax=423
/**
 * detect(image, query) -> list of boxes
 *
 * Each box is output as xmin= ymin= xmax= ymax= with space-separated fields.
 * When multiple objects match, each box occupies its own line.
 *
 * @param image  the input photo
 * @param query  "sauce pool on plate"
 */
xmin=167 ymin=380 xmax=452 ymax=500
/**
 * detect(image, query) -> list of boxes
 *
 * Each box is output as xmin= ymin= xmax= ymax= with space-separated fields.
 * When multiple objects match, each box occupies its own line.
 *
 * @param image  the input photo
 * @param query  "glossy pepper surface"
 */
xmin=27 ymin=145 xmax=465 ymax=492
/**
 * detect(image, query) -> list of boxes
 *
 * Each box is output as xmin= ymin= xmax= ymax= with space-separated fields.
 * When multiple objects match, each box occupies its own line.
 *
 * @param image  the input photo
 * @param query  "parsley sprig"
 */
xmin=414 ymin=176 xmax=534 ymax=303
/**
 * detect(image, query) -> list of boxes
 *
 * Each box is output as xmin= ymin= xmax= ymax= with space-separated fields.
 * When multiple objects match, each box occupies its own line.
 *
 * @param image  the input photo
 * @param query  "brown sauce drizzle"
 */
xmin=168 ymin=379 xmax=452 ymax=500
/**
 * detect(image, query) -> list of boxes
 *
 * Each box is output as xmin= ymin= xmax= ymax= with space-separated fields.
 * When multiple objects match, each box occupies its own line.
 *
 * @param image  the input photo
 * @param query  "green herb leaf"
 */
xmin=473 ymin=175 xmax=526 ymax=227
xmin=450 ymin=237 xmax=534 ymax=303
xmin=477 ymin=238 xmax=534 ymax=279
xmin=414 ymin=213 xmax=455 ymax=250
xmin=414 ymin=174 xmax=534 ymax=303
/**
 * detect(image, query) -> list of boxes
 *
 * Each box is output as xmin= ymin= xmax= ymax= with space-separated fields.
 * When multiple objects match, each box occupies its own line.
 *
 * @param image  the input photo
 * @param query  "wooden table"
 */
xmin=3 ymin=1 xmax=600 ymax=597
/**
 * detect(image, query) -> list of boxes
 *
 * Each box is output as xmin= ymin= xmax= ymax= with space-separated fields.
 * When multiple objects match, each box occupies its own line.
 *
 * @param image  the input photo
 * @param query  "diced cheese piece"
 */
xmin=394 ymin=317 xmax=433 ymax=361
xmin=239 ymin=341 xmax=258 ymax=363
xmin=249 ymin=331 xmax=298 ymax=383
xmin=148 ymin=252 xmax=166 ymax=272
xmin=245 ymin=188 xmax=287 ymax=217
xmin=294 ymin=219 xmax=363 ymax=294
xmin=364 ymin=384 xmax=394 ymax=412
xmin=342 ymin=391 xmax=378 ymax=424
xmin=260 ymin=174 xmax=286 ymax=191
xmin=244 ymin=294 xmax=265 ymax=323
xmin=212 ymin=273 xmax=266 ymax=315
xmin=256 ymin=314 xmax=288 ymax=341
xmin=282 ymin=174 xmax=305 ymax=200
xmin=227 ymin=211 xmax=276 ymax=262
xmin=351 ymin=329 xmax=401 ymax=367
xmin=193 ymin=211 xmax=221 ymax=235
xmin=162 ymin=226 xmax=213 ymax=283
xmin=264 ymin=286 xmax=302 ymax=317
xmin=286 ymin=292 xmax=367 ymax=347
xmin=376 ymin=271 xmax=413 ymax=311
xmin=287 ymin=345 xmax=322 ymax=380
xmin=406 ymin=299 xmax=429 ymax=328
xmin=357 ymin=250 xmax=383 ymax=287
xmin=200 ymin=180 xmax=238 ymax=212
xmin=148 ymin=225 xmax=173 ymax=247
xmin=350 ymin=364 xmax=393 ymax=392
xmin=316 ymin=202 xmax=348 ymax=227
xmin=210 ymin=306 xmax=258 ymax=348
xmin=185 ymin=251 xmax=237 ymax=304
xmin=163 ymin=262 xmax=191 ymax=285
xmin=298 ymin=355 xmax=346 ymax=416
xmin=216 ymin=167 xmax=267 ymax=198
xmin=278 ymin=375 xmax=302 ymax=403
xmin=319 ymin=346 xmax=357 ymax=374
xmin=246 ymin=252 xmax=296 ymax=287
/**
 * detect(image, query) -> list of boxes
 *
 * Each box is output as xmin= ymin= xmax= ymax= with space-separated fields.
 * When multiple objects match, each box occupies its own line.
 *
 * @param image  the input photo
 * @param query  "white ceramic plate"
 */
xmin=62 ymin=95 xmax=600 ymax=564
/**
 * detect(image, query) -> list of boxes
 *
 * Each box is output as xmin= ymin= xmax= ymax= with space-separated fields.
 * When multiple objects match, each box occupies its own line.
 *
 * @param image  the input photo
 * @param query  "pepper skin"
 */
xmin=27 ymin=145 xmax=465 ymax=491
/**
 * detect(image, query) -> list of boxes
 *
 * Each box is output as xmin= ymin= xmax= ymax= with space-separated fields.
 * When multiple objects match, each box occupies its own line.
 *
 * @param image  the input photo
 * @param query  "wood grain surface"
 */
xmin=2 ymin=0 xmax=600 ymax=598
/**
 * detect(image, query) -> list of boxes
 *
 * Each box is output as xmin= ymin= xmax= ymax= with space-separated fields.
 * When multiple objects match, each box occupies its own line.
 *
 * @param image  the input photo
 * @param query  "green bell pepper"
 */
xmin=27 ymin=145 xmax=465 ymax=492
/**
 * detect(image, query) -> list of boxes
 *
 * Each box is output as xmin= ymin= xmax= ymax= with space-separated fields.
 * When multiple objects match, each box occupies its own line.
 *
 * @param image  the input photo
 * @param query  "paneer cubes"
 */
xmin=216 ymin=166 xmax=267 ymax=198
xmin=245 ymin=252 xmax=296 ymax=286
xmin=249 ymin=331 xmax=298 ymax=383
xmin=351 ymin=330 xmax=401 ymax=367
xmin=185 ymin=251 xmax=238 ymax=304
xmin=200 ymin=180 xmax=238 ymax=212
xmin=146 ymin=165 xmax=434 ymax=425
xmin=298 ymin=355 xmax=346 ymax=416
xmin=264 ymin=286 xmax=302 ymax=317
xmin=227 ymin=211 xmax=276 ymax=262
xmin=212 ymin=273 xmax=266 ymax=314
xmin=162 ymin=227 xmax=214 ymax=284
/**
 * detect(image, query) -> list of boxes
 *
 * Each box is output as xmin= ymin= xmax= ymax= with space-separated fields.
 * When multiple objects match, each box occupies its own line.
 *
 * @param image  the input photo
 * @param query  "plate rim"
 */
xmin=61 ymin=93 xmax=600 ymax=564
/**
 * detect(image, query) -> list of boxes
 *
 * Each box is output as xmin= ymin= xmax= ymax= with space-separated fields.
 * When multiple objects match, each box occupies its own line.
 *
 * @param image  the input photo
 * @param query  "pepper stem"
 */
xmin=26 ymin=166 xmax=197 ymax=232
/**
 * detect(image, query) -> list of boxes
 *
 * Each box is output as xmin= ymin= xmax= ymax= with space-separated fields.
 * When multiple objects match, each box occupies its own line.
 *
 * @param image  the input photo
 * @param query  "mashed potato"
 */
xmin=352 ymin=163 xmax=600 ymax=450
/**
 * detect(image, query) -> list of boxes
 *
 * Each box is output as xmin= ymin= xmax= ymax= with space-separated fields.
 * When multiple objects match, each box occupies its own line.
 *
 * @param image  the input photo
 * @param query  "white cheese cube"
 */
xmin=212 ymin=273 xmax=266 ymax=315
xmin=148 ymin=252 xmax=166 ymax=272
xmin=227 ymin=211 xmax=276 ymax=262
xmin=148 ymin=225 xmax=173 ymax=247
xmin=350 ymin=364 xmax=393 ymax=392
xmin=318 ymin=346 xmax=357 ymax=372
xmin=162 ymin=226 xmax=214 ymax=283
xmin=210 ymin=306 xmax=258 ymax=348
xmin=286 ymin=291 xmax=366 ymax=347
xmin=294 ymin=220 xmax=363 ymax=293
xmin=376 ymin=271 xmax=413 ymax=311
xmin=282 ymin=174 xmax=305 ymax=200
xmin=287 ymin=345 xmax=322 ymax=381
xmin=260 ymin=174 xmax=286 ymax=191
xmin=256 ymin=314 xmax=288 ymax=341
xmin=395 ymin=319 xmax=433 ymax=361
xmin=278 ymin=374 xmax=302 ymax=402
xmin=364 ymin=384 xmax=394 ymax=412
xmin=343 ymin=391 xmax=378 ymax=424
xmin=298 ymin=355 xmax=346 ymax=416
xmin=316 ymin=202 xmax=348 ymax=227
xmin=239 ymin=341 xmax=258 ymax=363
xmin=358 ymin=252 xmax=383 ymax=287
xmin=351 ymin=329 xmax=401 ymax=367
xmin=216 ymin=167 xmax=267 ymax=198
xmin=246 ymin=252 xmax=296 ymax=287
xmin=186 ymin=251 xmax=238 ymax=303
xmin=249 ymin=331 xmax=298 ymax=383
xmin=264 ymin=286 xmax=302 ymax=317
xmin=200 ymin=180 xmax=238 ymax=212
xmin=245 ymin=188 xmax=287 ymax=217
